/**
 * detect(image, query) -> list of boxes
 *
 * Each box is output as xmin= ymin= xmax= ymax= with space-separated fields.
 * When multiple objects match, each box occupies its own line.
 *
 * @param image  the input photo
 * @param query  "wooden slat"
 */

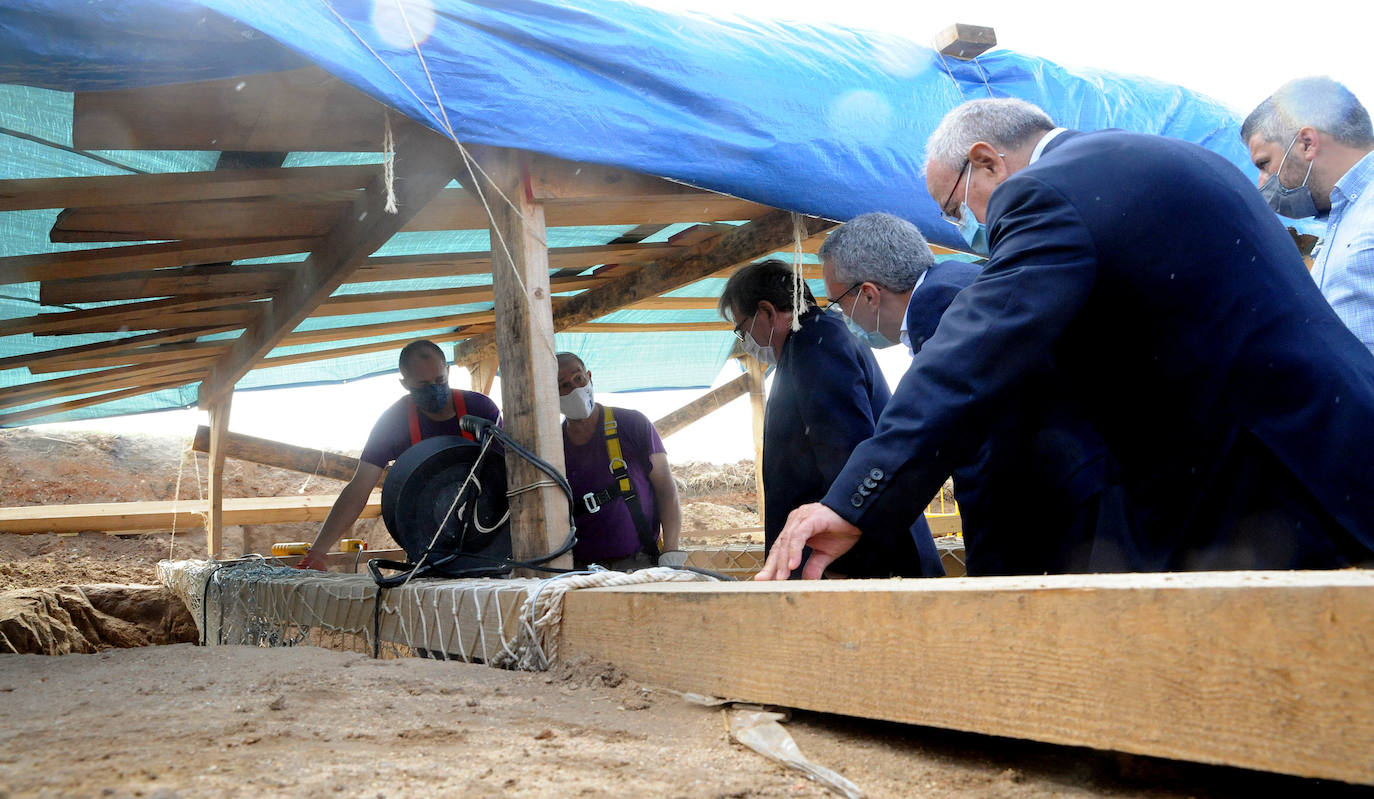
xmin=0 ymin=295 xmax=265 ymax=338
xmin=41 ymin=263 xmax=293 ymax=305
xmin=408 ymin=189 xmax=769 ymax=232
xmin=0 ymin=377 xmax=191 ymax=427
xmin=0 ymin=164 xmax=378 ymax=212
xmin=190 ymin=425 xmax=368 ymax=484
xmin=0 ymin=238 xmax=319 ymax=287
xmin=279 ymin=310 xmax=494 ymax=348
xmin=196 ymin=125 xmax=464 ymax=408
xmin=0 ymin=493 xmax=382 ymax=534
xmin=526 ymin=154 xmax=705 ymax=201
xmin=72 ymin=67 xmax=421 ymax=152
xmin=45 ymin=306 xmax=260 ymax=335
xmin=652 ymin=372 xmax=751 ymax=438
xmin=26 ymin=340 xmax=229 ymax=374
xmin=312 ymin=274 xmax=608 ymax=317
xmin=0 ymin=359 xmax=214 ymax=411
xmin=454 ymin=211 xmax=836 ymax=365
xmin=560 ymin=572 xmax=1374 ymax=786
xmin=564 ymin=321 xmax=731 ymax=333
xmin=0 ymin=326 xmax=235 ymax=373
xmin=622 ymin=296 xmax=721 ymax=311
xmin=50 ymin=194 xmax=352 ymax=243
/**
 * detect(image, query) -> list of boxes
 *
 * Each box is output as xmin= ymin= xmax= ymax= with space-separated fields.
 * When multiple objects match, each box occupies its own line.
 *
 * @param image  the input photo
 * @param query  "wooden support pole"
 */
xmin=190 ymin=425 xmax=373 ymax=484
xmin=468 ymin=355 xmax=498 ymax=395
xmin=651 ymin=372 xmax=751 ymax=439
xmin=206 ymin=396 xmax=232 ymax=558
xmin=560 ymin=571 xmax=1374 ymax=786
xmin=743 ymin=356 xmax=767 ymax=523
xmin=481 ymin=148 xmax=572 ymax=572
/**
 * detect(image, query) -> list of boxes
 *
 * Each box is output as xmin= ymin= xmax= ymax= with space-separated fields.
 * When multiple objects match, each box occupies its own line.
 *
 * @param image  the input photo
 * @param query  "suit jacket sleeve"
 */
xmin=822 ymin=174 xmax=1101 ymax=529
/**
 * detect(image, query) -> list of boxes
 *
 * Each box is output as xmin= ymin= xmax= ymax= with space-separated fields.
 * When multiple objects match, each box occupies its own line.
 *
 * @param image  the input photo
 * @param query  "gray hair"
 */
xmin=1241 ymin=76 xmax=1373 ymax=148
xmin=818 ymin=212 xmax=934 ymax=293
xmin=924 ymin=98 xmax=1056 ymax=170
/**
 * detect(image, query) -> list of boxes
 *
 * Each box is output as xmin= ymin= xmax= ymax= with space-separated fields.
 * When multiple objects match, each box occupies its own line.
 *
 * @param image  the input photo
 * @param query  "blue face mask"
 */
xmin=956 ymin=163 xmax=990 ymax=255
xmin=1259 ymin=132 xmax=1318 ymax=219
xmin=410 ymin=383 xmax=451 ymax=414
xmin=836 ymin=293 xmax=899 ymax=349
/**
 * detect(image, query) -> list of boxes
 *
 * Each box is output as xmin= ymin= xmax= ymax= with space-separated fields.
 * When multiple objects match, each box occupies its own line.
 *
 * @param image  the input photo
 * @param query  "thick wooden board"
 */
xmin=0 ymin=378 xmax=191 ymax=427
xmin=0 ymin=493 xmax=381 ymax=533
xmin=0 ymin=359 xmax=214 ymax=412
xmin=561 ymin=571 xmax=1374 ymax=785
xmin=190 ymin=425 xmax=370 ymax=485
xmin=50 ymin=195 xmax=353 ymax=242
xmin=0 ymin=327 xmax=236 ymax=374
xmin=0 ymin=238 xmax=319 ymax=287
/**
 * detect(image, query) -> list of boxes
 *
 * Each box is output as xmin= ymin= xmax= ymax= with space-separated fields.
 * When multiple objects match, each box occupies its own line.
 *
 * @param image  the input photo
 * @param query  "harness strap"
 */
xmin=409 ymin=389 xmax=473 ymax=446
xmin=602 ymin=406 xmax=660 ymax=559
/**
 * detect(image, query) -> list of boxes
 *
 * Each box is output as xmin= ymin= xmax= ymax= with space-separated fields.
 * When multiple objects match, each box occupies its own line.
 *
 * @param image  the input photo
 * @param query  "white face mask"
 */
xmin=560 ymin=382 xmax=595 ymax=420
xmin=739 ymin=315 xmax=777 ymax=365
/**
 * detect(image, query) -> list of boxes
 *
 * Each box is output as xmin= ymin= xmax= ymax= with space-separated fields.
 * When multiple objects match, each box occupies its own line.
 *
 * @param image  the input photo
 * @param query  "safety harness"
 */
xmin=408 ymin=389 xmax=474 ymax=446
xmin=574 ymin=406 xmax=659 ymax=560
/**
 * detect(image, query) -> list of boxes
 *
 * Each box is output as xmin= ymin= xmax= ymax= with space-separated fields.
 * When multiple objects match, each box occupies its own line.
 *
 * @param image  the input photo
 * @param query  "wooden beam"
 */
xmin=0 ymin=295 xmax=266 ymax=338
xmin=25 ymin=340 xmax=229 ymax=375
xmin=0 ymin=238 xmax=320 ymax=287
xmin=468 ymin=355 xmax=498 ymax=395
xmin=0 ymin=377 xmax=191 ymax=427
xmin=279 ymin=310 xmax=494 ymax=348
xmin=454 ymin=210 xmax=836 ymax=365
xmin=0 ymin=359 xmax=213 ymax=411
xmin=481 ymin=148 xmax=572 ymax=572
xmin=525 ymin=154 xmax=704 ymax=201
xmin=652 ymin=372 xmax=751 ymax=438
xmin=0 ymin=164 xmax=378 ymax=212
xmin=206 ymin=396 xmax=232 ymax=558
xmin=743 ymin=356 xmax=767 ymax=523
xmin=190 ymin=425 xmax=370 ymax=484
xmin=50 ymin=194 xmax=353 ymax=242
xmin=409 ymin=189 xmax=768 ymax=232
xmin=933 ymin=23 xmax=998 ymax=61
xmin=564 ymin=321 xmax=732 ymax=333
xmin=0 ymin=327 xmax=236 ymax=374
xmin=561 ymin=571 xmax=1374 ymax=785
xmin=72 ymin=67 xmax=422 ymax=152
xmin=312 ymin=274 xmax=607 ymax=317
xmin=0 ymin=493 xmax=382 ymax=534
xmin=196 ymin=125 xmax=464 ymax=409
xmin=42 ymin=306 xmax=260 ymax=336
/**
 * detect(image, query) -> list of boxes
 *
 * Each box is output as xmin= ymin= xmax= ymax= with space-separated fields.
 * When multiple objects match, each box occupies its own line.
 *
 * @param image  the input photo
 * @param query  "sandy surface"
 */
xmin=4 ymin=644 xmax=1364 ymax=799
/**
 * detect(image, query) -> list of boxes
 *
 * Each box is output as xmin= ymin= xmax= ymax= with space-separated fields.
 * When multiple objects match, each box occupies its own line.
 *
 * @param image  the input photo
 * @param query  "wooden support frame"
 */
xmin=479 ymin=148 xmax=573 ymax=572
xmin=0 ymin=493 xmax=381 ymax=534
xmin=206 ymin=398 xmax=232 ymax=557
xmin=195 ymin=125 xmax=464 ymax=409
xmin=190 ymin=425 xmax=374 ymax=485
xmin=652 ymin=372 xmax=751 ymax=438
xmin=468 ymin=356 xmax=498 ymax=395
xmin=743 ymin=355 xmax=767 ymax=522
xmin=560 ymin=571 xmax=1374 ymax=786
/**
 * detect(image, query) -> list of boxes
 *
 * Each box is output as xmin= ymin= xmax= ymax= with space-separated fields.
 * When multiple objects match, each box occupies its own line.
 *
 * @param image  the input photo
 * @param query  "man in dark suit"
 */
xmin=718 ymin=259 xmax=943 ymax=578
xmin=759 ymin=98 xmax=1374 ymax=580
xmin=820 ymin=212 xmax=1132 ymax=575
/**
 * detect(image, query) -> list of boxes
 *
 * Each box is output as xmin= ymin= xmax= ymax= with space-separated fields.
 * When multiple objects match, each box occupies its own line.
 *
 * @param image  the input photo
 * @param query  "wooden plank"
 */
xmin=50 ymin=194 xmax=353 ymax=243
xmin=0 ymin=327 xmax=235 ymax=374
xmin=652 ymin=372 xmax=751 ymax=438
xmin=0 ymin=359 xmax=213 ymax=411
xmin=206 ymin=397 xmax=232 ymax=558
xmin=0 ymin=295 xmax=266 ymax=338
xmin=279 ymin=310 xmax=494 ymax=348
xmin=41 ymin=263 xmax=293 ymax=305
xmin=0 ymin=238 xmax=320 ymax=286
xmin=26 ymin=341 xmax=229 ymax=374
xmin=0 ymin=377 xmax=192 ymax=427
xmin=72 ymin=67 xmax=422 ymax=152
xmin=41 ymin=306 xmax=260 ymax=335
xmin=0 ymin=493 xmax=382 ymax=534
xmin=312 ymin=274 xmax=608 ymax=317
xmin=196 ymin=125 xmax=464 ymax=408
xmin=565 ymin=321 xmax=732 ymax=333
xmin=526 ymin=154 xmax=704 ymax=201
xmin=744 ymin=356 xmax=767 ymax=523
xmin=190 ymin=425 xmax=370 ymax=484
xmin=454 ymin=210 xmax=836 ymax=365
xmin=560 ymin=571 xmax=1374 ymax=785
xmin=482 ymin=148 xmax=572 ymax=572
xmin=408 ymin=189 xmax=769 ymax=232
xmin=0 ymin=164 xmax=378 ymax=212
xmin=469 ymin=356 xmax=498 ymax=395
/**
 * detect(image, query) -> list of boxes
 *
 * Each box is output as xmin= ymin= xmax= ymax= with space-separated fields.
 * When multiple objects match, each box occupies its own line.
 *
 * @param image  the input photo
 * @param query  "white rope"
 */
xmin=382 ymin=111 xmax=399 ymax=214
xmin=789 ymin=212 xmax=806 ymax=332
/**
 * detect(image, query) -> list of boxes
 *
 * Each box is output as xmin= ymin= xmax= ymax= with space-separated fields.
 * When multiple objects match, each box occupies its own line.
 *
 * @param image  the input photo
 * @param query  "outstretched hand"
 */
xmin=294 ymin=551 xmax=327 ymax=571
xmin=754 ymin=503 xmax=862 ymax=580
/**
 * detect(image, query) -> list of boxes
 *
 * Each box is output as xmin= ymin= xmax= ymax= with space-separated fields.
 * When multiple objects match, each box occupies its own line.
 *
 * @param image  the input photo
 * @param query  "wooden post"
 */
xmin=743 ymin=356 xmax=767 ymax=523
xmin=206 ymin=395 xmax=232 ymax=558
xmin=468 ymin=355 xmax=498 ymax=395
xmin=480 ymin=148 xmax=572 ymax=572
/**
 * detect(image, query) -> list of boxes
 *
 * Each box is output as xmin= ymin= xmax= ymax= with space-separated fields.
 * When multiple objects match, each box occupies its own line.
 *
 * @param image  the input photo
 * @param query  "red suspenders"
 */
xmin=408 ymin=389 xmax=473 ymax=446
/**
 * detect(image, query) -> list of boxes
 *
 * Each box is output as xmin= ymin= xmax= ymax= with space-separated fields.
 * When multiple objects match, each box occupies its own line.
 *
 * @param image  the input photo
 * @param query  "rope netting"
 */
xmin=158 ymin=559 xmax=714 ymax=669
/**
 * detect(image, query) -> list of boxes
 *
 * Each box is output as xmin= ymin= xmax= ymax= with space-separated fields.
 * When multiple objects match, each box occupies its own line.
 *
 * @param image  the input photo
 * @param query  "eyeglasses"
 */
xmin=731 ymin=315 xmax=752 ymax=342
xmin=825 ymin=282 xmax=863 ymax=310
xmin=939 ymin=158 xmax=970 ymax=226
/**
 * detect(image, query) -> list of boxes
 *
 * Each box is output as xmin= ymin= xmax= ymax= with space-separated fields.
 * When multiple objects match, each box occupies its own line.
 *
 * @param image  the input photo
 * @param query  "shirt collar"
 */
xmin=1332 ymin=149 xmax=1374 ymax=206
xmin=1029 ymin=128 xmax=1068 ymax=164
xmin=898 ymin=269 xmax=929 ymax=353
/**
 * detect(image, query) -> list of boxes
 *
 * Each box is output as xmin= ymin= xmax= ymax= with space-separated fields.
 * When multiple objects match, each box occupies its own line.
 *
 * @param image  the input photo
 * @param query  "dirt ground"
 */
xmin=4 ymin=645 xmax=1364 ymax=799
xmin=1 ymin=430 xmax=1363 ymax=798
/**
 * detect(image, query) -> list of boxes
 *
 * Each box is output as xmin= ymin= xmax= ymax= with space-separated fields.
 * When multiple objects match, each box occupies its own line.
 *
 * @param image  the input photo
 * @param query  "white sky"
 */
xmin=33 ymin=0 xmax=1374 ymax=464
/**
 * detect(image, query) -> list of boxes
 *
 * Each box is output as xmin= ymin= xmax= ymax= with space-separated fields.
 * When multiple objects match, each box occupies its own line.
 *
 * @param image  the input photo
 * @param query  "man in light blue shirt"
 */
xmin=1244 ymin=76 xmax=1374 ymax=354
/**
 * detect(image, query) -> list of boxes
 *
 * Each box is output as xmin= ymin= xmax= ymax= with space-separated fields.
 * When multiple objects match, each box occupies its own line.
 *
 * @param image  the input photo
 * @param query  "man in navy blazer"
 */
xmin=759 ymin=98 xmax=1374 ymax=579
xmin=820 ymin=212 xmax=1132 ymax=574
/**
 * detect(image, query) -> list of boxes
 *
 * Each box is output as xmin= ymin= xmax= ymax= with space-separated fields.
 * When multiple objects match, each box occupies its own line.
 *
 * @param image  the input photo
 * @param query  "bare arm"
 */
xmin=648 ymin=452 xmax=681 ymax=552
xmin=297 ymin=461 xmax=384 ymax=570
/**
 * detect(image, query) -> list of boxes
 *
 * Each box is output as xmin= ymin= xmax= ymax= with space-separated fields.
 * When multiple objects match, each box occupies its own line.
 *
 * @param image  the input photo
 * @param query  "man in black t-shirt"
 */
xmin=297 ymin=340 xmax=501 ymax=570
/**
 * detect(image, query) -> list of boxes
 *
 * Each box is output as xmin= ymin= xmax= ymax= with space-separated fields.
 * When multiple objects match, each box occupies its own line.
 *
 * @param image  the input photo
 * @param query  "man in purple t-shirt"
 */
xmin=557 ymin=352 xmax=682 ymax=570
xmin=297 ymin=340 xmax=501 ymax=570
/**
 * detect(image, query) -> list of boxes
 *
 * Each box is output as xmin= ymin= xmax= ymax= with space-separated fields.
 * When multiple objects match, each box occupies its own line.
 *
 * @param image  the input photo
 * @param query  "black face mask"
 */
xmin=410 ymin=383 xmax=450 ymax=413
